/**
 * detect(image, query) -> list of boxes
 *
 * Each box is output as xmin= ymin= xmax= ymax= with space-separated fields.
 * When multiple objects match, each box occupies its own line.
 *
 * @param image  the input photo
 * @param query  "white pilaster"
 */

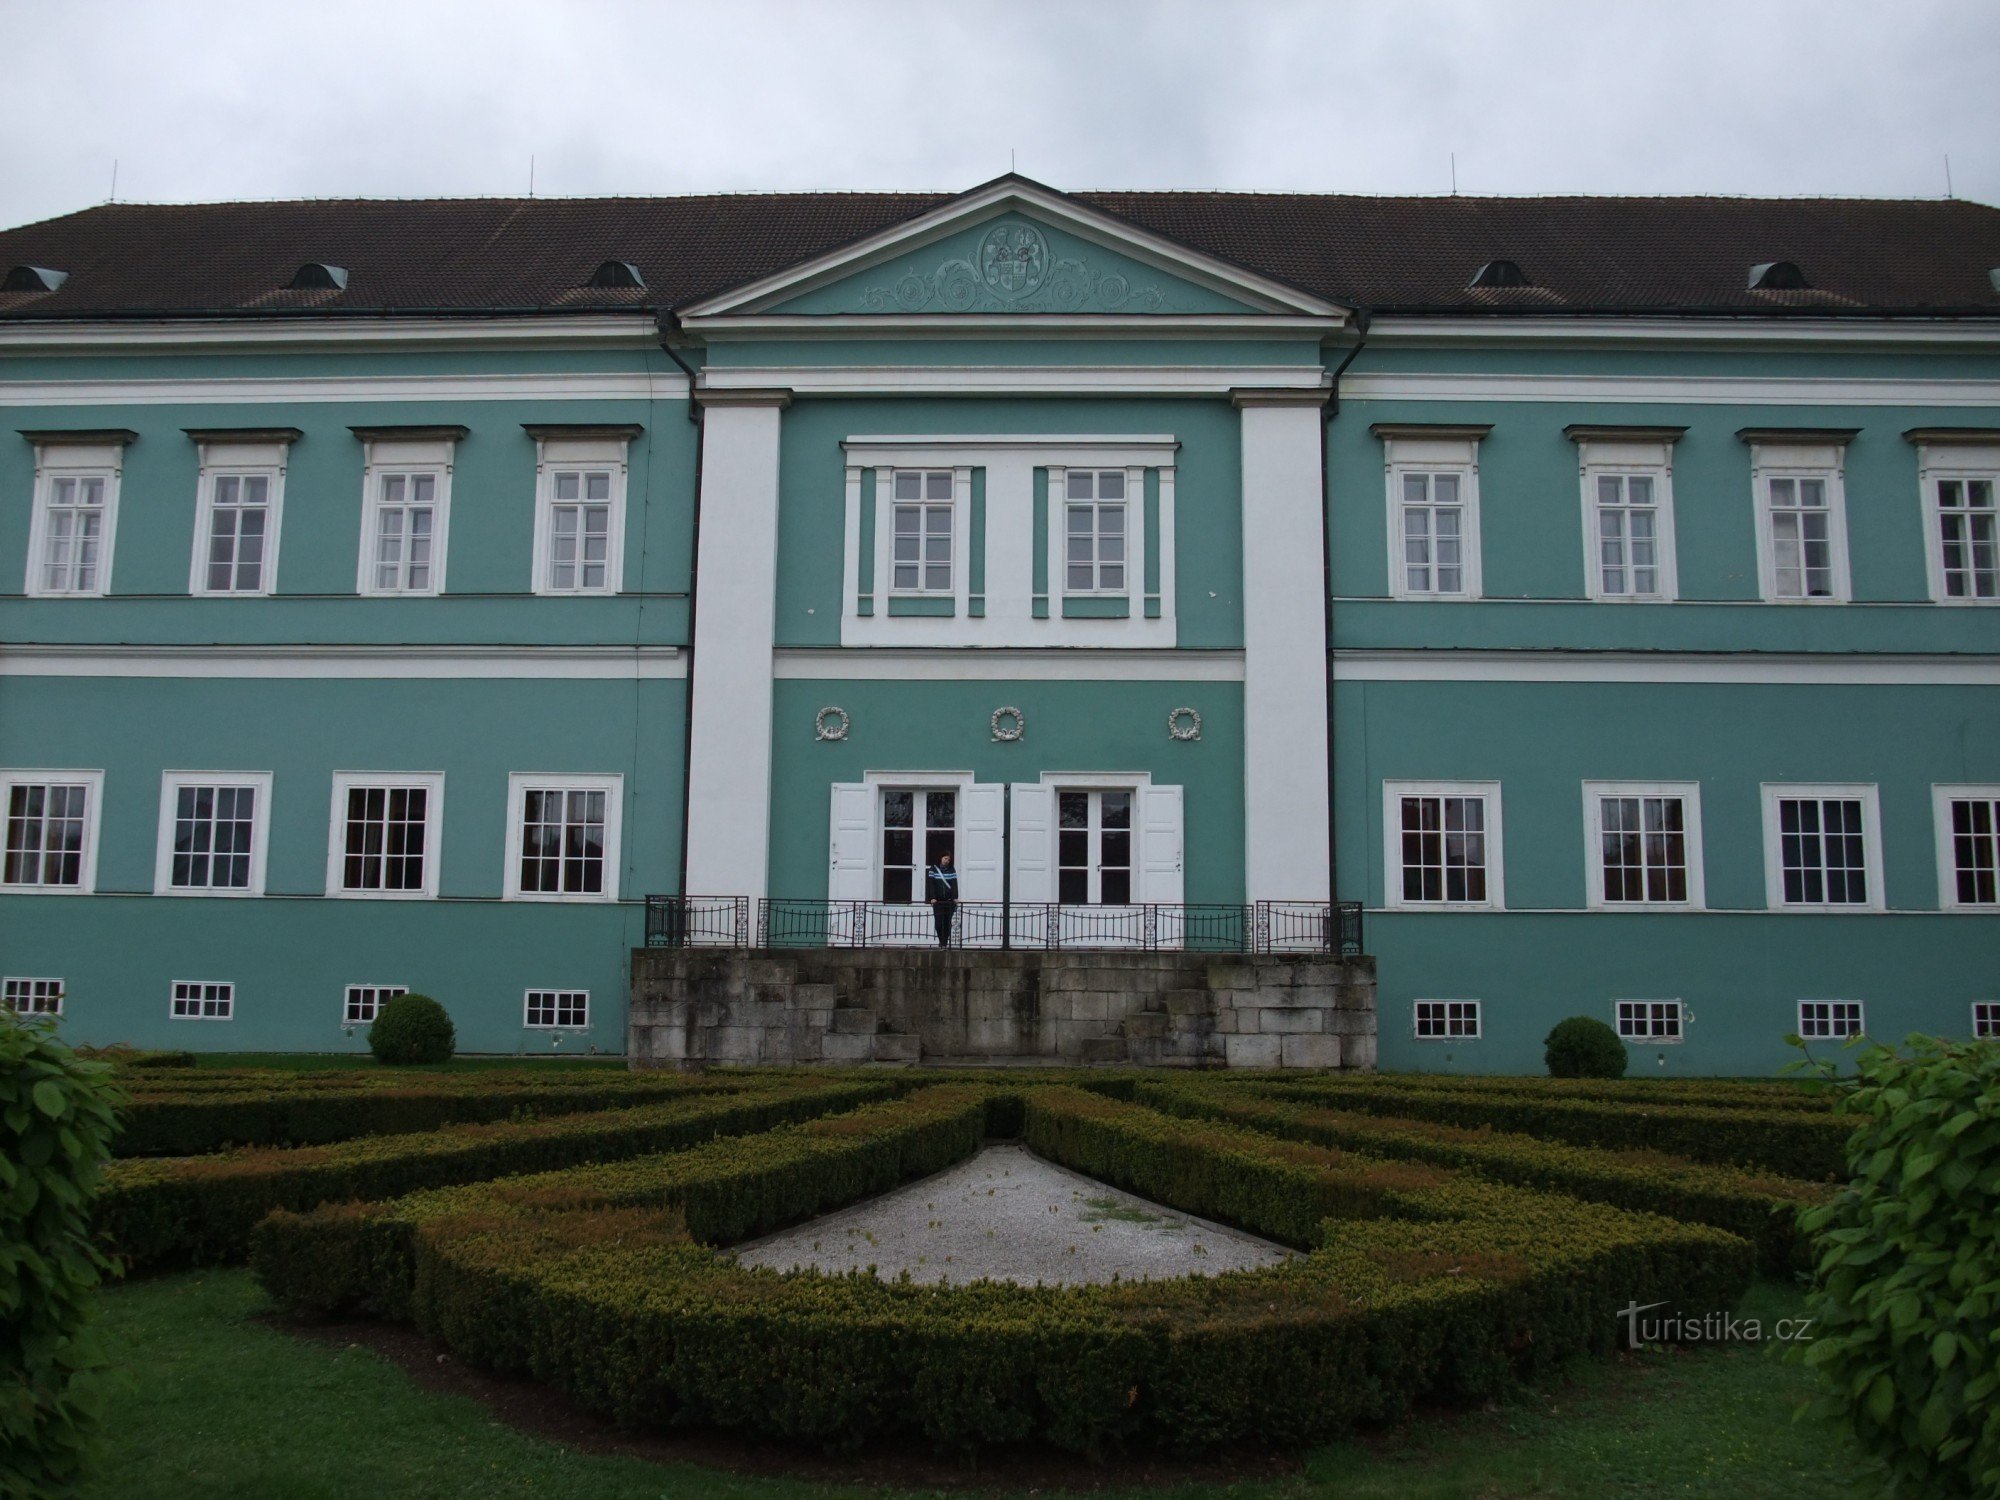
xmin=684 ymin=389 xmax=789 ymax=899
xmin=1235 ymin=388 xmax=1333 ymax=903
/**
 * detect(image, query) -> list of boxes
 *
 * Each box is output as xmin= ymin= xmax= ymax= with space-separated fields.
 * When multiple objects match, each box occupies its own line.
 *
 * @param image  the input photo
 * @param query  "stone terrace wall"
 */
xmin=628 ymin=949 xmax=1376 ymax=1070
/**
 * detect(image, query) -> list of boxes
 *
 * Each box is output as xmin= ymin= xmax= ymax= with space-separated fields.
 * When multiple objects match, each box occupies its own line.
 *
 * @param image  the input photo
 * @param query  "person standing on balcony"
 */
xmin=925 ymin=852 xmax=958 ymax=948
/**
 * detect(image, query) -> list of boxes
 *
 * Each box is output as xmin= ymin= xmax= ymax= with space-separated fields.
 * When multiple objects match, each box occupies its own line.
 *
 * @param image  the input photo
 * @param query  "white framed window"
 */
xmin=1571 ymin=431 xmax=1681 ymax=602
xmin=889 ymin=469 xmax=957 ymax=595
xmin=1056 ymin=787 xmax=1135 ymax=904
xmin=190 ymin=439 xmax=290 ymax=596
xmin=524 ymin=989 xmax=589 ymax=1028
xmin=356 ymin=433 xmax=456 ymax=596
xmin=1761 ymin=784 xmax=1882 ymax=912
xmin=1582 ymin=781 xmax=1705 ymax=909
xmin=325 ymin=772 xmax=444 ymax=900
xmin=1 ymin=769 xmax=103 ymax=893
xmin=1973 ymin=1002 xmax=2000 ymax=1040
xmin=503 ymin=773 xmax=622 ymax=902
xmin=1383 ymin=780 xmax=1503 ymax=909
xmin=1377 ymin=425 xmax=1485 ymax=601
xmin=1933 ymin=784 xmax=2000 ymax=910
xmin=343 ymin=983 xmax=407 ymax=1026
xmin=879 ymin=786 xmax=957 ymax=903
xmin=1063 ymin=469 xmax=1130 ymax=595
xmin=155 ymin=771 xmax=273 ymax=897
xmin=1747 ymin=437 xmax=1852 ymax=603
xmin=24 ymin=436 xmax=126 ymax=597
xmin=1928 ymin=472 xmax=1999 ymax=603
xmin=1797 ymin=1000 xmax=1864 ymax=1040
xmin=3 ymin=978 xmax=64 ymax=1016
xmin=170 ymin=980 xmax=234 ymax=1021
xmin=1615 ymin=999 xmax=1684 ymax=1043
xmin=1414 ymin=999 xmax=1481 ymax=1039
xmin=530 ymin=429 xmax=631 ymax=596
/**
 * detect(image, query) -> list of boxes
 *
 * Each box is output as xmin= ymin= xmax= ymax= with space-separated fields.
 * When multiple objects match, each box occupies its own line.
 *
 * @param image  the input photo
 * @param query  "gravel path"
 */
xmin=732 ymin=1143 xmax=1291 ymax=1286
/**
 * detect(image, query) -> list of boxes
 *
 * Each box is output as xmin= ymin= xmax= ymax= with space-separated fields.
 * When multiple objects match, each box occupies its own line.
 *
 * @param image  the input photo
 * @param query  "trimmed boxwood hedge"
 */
xmin=1330 ymin=1072 xmax=1830 ymax=1113
xmin=1134 ymin=1078 xmax=1828 ymax=1273
xmin=1261 ymin=1079 xmax=1852 ymax=1180
xmin=98 ymin=1078 xmax=890 ymax=1268
xmin=255 ymin=1084 xmax=1754 ymax=1457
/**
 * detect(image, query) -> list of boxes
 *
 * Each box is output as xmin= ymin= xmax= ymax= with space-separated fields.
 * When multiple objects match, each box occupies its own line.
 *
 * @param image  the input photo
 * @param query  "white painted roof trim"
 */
xmin=702 ymin=363 xmax=1328 ymax=396
xmin=1366 ymin=315 xmax=2000 ymax=347
xmin=0 ymin=315 xmax=662 ymax=352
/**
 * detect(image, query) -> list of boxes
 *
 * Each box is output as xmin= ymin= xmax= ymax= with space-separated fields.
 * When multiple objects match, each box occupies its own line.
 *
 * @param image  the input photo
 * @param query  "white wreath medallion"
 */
xmin=814 ymin=706 xmax=850 ymax=742
xmin=990 ymin=706 xmax=1026 ymax=742
xmin=1167 ymin=706 xmax=1202 ymax=741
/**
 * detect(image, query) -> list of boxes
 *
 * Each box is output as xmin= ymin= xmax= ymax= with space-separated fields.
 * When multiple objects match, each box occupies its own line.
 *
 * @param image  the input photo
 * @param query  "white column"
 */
xmin=683 ymin=389 xmax=789 ymax=899
xmin=1235 ymin=388 xmax=1332 ymax=904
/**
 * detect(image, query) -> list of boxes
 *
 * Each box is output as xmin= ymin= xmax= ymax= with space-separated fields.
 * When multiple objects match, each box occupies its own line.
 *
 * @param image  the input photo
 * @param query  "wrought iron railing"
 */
xmin=645 ymin=896 xmax=1361 ymax=955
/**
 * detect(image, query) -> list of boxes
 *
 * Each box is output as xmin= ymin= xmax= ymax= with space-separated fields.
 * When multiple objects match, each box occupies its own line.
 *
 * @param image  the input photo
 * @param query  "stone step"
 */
xmin=830 ymin=1006 xmax=878 ymax=1035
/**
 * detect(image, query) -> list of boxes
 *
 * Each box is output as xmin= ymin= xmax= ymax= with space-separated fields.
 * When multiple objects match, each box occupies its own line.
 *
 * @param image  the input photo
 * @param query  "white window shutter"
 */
xmin=827 ymin=783 xmax=874 ymax=899
xmin=1008 ymin=783 xmax=1055 ymax=901
xmin=1140 ymin=784 xmax=1185 ymax=905
xmin=958 ymin=783 xmax=1004 ymax=903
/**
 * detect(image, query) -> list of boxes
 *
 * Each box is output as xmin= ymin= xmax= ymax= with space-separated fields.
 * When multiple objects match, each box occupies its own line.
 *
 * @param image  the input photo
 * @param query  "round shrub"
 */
xmin=368 ymin=994 xmax=455 ymax=1066
xmin=1544 ymin=1016 xmax=1627 ymax=1078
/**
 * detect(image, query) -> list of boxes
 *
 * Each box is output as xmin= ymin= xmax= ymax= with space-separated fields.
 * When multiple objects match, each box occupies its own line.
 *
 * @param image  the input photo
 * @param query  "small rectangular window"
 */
xmin=1398 ymin=471 xmax=1468 ymax=596
xmin=506 ymin=774 xmax=622 ymax=901
xmin=2 ymin=772 xmax=100 ymax=891
xmin=1414 ymin=999 xmax=1481 ymax=1039
xmin=890 ymin=469 xmax=954 ymax=594
xmin=1064 ymin=469 xmax=1127 ymax=594
xmin=3 ymin=977 xmax=64 ymax=1015
xmin=1973 ymin=1002 xmax=2000 ymax=1040
xmin=171 ymin=980 xmax=234 ymax=1020
xmin=1385 ymin=782 xmax=1502 ymax=908
xmin=343 ymin=984 xmax=408 ymax=1025
xmin=1797 ymin=1000 xmax=1863 ymax=1040
xmin=1616 ymin=1000 xmax=1683 ymax=1043
xmin=1934 ymin=476 xmax=1998 ymax=601
xmin=524 ymin=989 xmax=588 ymax=1028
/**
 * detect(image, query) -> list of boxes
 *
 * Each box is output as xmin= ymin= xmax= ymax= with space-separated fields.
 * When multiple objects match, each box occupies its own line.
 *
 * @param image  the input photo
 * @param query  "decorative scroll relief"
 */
xmin=857 ymin=223 xmax=1174 ymax=314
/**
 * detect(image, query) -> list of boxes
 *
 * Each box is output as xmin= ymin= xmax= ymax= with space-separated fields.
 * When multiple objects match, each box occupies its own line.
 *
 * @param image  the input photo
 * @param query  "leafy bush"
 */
xmin=368 ymin=994 xmax=455 ymax=1066
xmin=1545 ymin=1016 xmax=1628 ymax=1079
xmin=1794 ymin=1036 xmax=2000 ymax=1497
xmin=1 ymin=1018 xmax=125 ymax=1498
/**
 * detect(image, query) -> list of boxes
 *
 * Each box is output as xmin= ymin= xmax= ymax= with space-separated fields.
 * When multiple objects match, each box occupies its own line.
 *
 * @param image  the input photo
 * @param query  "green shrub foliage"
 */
xmin=1544 ymin=1016 xmax=1629 ymax=1079
xmin=368 ymin=994 xmax=455 ymax=1065
xmin=1 ymin=1019 xmax=125 ymax=1498
xmin=1795 ymin=1036 xmax=2000 ymax=1498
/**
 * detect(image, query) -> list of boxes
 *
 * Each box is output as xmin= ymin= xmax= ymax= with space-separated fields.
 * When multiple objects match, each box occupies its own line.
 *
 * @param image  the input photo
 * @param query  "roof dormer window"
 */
xmin=1748 ymin=260 xmax=1810 ymax=291
xmin=1467 ymin=259 xmax=1529 ymax=288
xmin=286 ymin=263 xmax=348 ymax=290
xmin=587 ymin=260 xmax=644 ymax=288
xmin=3 ymin=265 xmax=68 ymax=292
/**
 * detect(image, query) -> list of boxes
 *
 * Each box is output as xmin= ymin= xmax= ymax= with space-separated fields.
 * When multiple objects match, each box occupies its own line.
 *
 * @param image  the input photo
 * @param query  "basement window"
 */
xmin=171 ymin=980 xmax=234 ymax=1020
xmin=1414 ymin=1000 xmax=1481 ymax=1039
xmin=343 ymin=984 xmax=408 ymax=1025
xmin=525 ymin=989 xmax=589 ymax=1028
xmin=1615 ymin=1000 xmax=1684 ymax=1043
xmin=1797 ymin=1000 xmax=1863 ymax=1040
xmin=3 ymin=977 xmax=64 ymax=1015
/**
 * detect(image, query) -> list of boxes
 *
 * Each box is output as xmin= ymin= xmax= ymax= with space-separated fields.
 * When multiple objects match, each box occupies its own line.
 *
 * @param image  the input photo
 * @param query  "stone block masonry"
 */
xmin=628 ymin=948 xmax=1376 ymax=1069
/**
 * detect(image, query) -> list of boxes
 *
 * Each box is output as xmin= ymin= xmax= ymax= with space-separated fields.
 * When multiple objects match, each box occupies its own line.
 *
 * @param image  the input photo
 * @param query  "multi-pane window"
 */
xmin=1065 ymin=470 xmax=1127 ymax=593
xmin=546 ymin=469 xmax=613 ymax=591
xmin=1771 ymin=793 xmax=1871 ymax=907
xmin=880 ymin=789 xmax=955 ymax=903
xmin=171 ymin=981 xmax=233 ymax=1020
xmin=1592 ymin=790 xmax=1694 ymax=905
xmin=37 ymin=475 xmax=109 ymax=594
xmin=1934 ymin=475 xmax=1998 ymax=600
xmin=369 ymin=471 xmax=439 ymax=593
xmin=343 ymin=984 xmax=407 ymax=1025
xmin=890 ymin=470 xmax=953 ymax=593
xmin=1592 ymin=473 xmax=1663 ymax=597
xmin=508 ymin=776 xmax=620 ymax=900
xmin=334 ymin=779 xmax=436 ymax=897
xmin=1765 ymin=476 xmax=1838 ymax=599
xmin=3 ymin=778 xmax=92 ymax=889
xmin=3 ymin=978 xmax=64 ymax=1016
xmin=1941 ymin=791 xmax=2000 ymax=907
xmin=1057 ymin=789 xmax=1133 ymax=904
xmin=165 ymin=782 xmax=261 ymax=892
xmin=1798 ymin=1001 xmax=1863 ymax=1040
xmin=1389 ymin=785 xmax=1496 ymax=906
xmin=525 ymin=989 xmax=589 ymax=1028
xmin=202 ymin=472 xmax=274 ymax=593
xmin=1616 ymin=1000 xmax=1684 ymax=1043
xmin=1398 ymin=472 xmax=1468 ymax=596
xmin=1414 ymin=1000 xmax=1481 ymax=1039
xmin=1973 ymin=1002 xmax=1999 ymax=1040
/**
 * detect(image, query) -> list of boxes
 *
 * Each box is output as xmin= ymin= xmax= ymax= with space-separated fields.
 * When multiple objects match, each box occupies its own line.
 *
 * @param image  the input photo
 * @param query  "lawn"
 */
xmin=81 ymin=1270 xmax=1877 ymax=1500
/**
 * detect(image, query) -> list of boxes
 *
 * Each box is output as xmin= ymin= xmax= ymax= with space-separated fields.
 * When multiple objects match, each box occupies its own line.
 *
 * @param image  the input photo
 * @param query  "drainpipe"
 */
xmin=1320 ymin=308 xmax=1371 ymax=916
xmin=657 ymin=312 xmax=705 ymax=935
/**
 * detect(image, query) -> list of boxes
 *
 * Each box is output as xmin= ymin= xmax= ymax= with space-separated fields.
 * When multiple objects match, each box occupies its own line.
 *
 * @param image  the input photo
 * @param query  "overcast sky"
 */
xmin=3 ymin=0 xmax=1996 ymax=229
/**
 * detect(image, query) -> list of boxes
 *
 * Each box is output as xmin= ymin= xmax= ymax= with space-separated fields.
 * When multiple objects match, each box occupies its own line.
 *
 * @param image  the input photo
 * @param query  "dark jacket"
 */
xmin=925 ymin=865 xmax=959 ymax=903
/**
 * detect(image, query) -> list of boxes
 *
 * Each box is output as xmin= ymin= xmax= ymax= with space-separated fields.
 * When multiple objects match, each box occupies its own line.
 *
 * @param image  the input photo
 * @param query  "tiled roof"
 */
xmin=2 ymin=187 xmax=1997 ymax=320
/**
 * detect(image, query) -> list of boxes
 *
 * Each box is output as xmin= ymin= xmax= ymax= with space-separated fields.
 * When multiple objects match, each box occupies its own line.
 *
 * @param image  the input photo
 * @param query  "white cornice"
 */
xmin=1344 ymin=371 xmax=2000 ymax=407
xmin=678 ymin=313 xmax=1342 ymax=338
xmin=702 ymin=364 xmax=1327 ymax=396
xmin=0 ymin=315 xmax=661 ymax=353
xmin=1366 ymin=316 xmax=2000 ymax=347
xmin=1332 ymin=648 xmax=2000 ymax=685
xmin=0 ymin=643 xmax=686 ymax=679
xmin=0 ymin=370 xmax=687 ymax=407
xmin=773 ymin=647 xmax=1246 ymax=681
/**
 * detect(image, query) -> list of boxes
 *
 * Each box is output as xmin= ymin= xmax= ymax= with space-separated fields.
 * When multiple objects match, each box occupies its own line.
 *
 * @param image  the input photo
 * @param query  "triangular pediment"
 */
xmin=680 ymin=175 xmax=1346 ymax=326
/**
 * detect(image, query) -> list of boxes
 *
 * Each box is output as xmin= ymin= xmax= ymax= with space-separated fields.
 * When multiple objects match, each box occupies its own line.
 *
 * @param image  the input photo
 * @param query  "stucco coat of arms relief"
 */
xmin=857 ymin=222 xmax=1174 ymax=313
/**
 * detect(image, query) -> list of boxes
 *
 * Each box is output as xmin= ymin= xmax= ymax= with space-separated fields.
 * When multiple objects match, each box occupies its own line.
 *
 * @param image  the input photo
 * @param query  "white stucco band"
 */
xmin=683 ymin=393 xmax=788 ymax=899
xmin=1235 ymin=389 xmax=1333 ymax=903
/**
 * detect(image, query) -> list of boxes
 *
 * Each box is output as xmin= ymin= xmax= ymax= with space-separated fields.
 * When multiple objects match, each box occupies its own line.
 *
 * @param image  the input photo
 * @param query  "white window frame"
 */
xmin=1748 ymin=439 xmax=1852 ymax=604
xmin=342 ymin=983 xmax=408 ymax=1026
xmin=1919 ymin=452 xmax=2000 ymax=606
xmin=154 ymin=770 xmax=274 ymax=898
xmin=3 ymin=977 xmax=65 ymax=1016
xmin=1578 ymin=446 xmax=1678 ymax=601
xmin=356 ymin=436 xmax=455 ymax=597
xmin=1797 ymin=999 xmax=1864 ymax=1040
xmin=325 ymin=772 xmax=445 ymax=900
xmin=1615 ymin=999 xmax=1685 ymax=1044
xmin=24 ymin=439 xmax=124 ymax=598
xmin=1972 ymin=1001 xmax=1999 ymax=1040
xmin=170 ymin=980 xmax=234 ymax=1021
xmin=502 ymin=772 xmax=623 ymax=903
xmin=883 ymin=466 xmax=966 ymax=600
xmin=1376 ymin=426 xmax=1488 ymax=604
xmin=530 ymin=434 xmax=629 ymax=596
xmin=0 ymin=768 xmax=104 ymax=894
xmin=1932 ymin=783 xmax=2000 ymax=911
xmin=1760 ymin=783 xmax=1884 ymax=913
xmin=524 ymin=988 xmax=590 ymax=1029
xmin=1581 ymin=780 xmax=1706 ymax=911
xmin=1382 ymin=779 xmax=1504 ymax=910
xmin=1057 ymin=466 xmax=1140 ymax=599
xmin=1413 ymin=999 xmax=1482 ymax=1040
xmin=189 ymin=439 xmax=289 ymax=597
